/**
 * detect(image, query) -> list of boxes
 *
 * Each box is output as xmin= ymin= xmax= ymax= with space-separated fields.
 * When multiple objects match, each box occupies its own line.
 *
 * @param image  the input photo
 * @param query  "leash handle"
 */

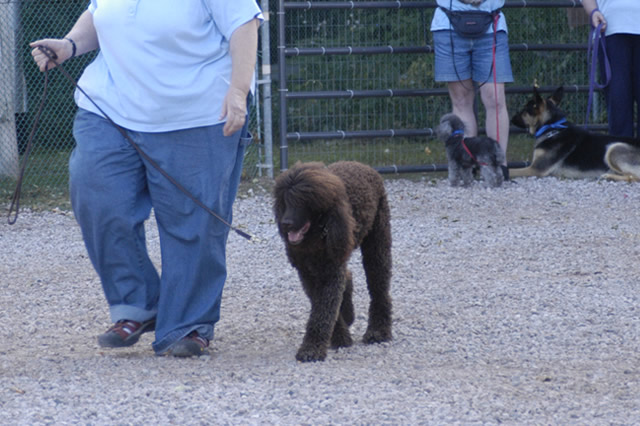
xmin=588 ymin=22 xmax=611 ymax=90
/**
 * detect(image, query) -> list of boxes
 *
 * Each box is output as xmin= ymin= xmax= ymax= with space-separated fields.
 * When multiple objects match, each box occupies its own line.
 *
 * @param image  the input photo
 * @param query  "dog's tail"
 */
xmin=605 ymin=143 xmax=640 ymax=180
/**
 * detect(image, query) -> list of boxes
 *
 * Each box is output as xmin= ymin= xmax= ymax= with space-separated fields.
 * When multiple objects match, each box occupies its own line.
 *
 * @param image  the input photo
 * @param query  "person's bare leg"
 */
xmin=480 ymin=82 xmax=509 ymax=166
xmin=448 ymin=80 xmax=478 ymax=137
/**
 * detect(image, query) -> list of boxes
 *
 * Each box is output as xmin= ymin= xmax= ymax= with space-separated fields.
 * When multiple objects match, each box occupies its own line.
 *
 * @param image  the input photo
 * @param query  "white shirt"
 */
xmin=75 ymin=0 xmax=263 ymax=132
xmin=584 ymin=0 xmax=640 ymax=36
xmin=431 ymin=0 xmax=508 ymax=34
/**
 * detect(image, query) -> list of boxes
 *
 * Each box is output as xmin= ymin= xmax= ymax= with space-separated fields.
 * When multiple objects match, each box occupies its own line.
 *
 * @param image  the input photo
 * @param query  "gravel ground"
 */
xmin=1 ymin=176 xmax=640 ymax=425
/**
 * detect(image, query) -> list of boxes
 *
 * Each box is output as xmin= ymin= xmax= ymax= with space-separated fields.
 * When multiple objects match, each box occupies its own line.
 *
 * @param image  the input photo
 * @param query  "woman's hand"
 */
xmin=30 ymin=38 xmax=74 ymax=72
xmin=590 ymin=10 xmax=607 ymax=32
xmin=220 ymin=86 xmax=248 ymax=137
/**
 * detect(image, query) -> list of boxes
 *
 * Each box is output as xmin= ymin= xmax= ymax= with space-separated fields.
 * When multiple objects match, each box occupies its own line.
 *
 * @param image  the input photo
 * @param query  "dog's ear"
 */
xmin=324 ymin=199 xmax=356 ymax=263
xmin=533 ymin=86 xmax=543 ymax=106
xmin=273 ymin=180 xmax=287 ymax=221
xmin=435 ymin=120 xmax=452 ymax=142
xmin=511 ymin=112 xmax=525 ymax=129
xmin=549 ymin=86 xmax=564 ymax=105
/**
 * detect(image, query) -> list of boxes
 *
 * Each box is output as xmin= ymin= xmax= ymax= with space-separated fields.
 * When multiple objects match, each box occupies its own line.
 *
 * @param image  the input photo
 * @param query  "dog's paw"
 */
xmin=363 ymin=327 xmax=392 ymax=344
xmin=295 ymin=344 xmax=327 ymax=362
xmin=330 ymin=329 xmax=353 ymax=349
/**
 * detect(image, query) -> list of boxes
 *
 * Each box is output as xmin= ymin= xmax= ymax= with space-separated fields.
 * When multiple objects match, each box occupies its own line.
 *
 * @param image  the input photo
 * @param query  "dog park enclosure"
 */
xmin=1 ymin=1 xmax=601 ymax=205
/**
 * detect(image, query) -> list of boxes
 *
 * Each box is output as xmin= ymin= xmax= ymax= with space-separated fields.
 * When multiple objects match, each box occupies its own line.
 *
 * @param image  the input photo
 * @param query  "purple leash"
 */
xmin=585 ymin=15 xmax=611 ymax=128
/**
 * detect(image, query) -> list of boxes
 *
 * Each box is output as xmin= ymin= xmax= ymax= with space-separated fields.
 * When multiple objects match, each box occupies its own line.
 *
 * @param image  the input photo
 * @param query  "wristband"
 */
xmin=64 ymin=37 xmax=77 ymax=58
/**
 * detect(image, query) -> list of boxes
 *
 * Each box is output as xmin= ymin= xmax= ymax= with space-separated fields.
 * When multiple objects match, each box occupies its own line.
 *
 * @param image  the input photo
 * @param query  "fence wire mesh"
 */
xmin=1 ymin=1 xmax=605 ymax=209
xmin=0 ymin=0 xmax=266 ymax=210
xmin=277 ymin=1 xmax=602 ymax=171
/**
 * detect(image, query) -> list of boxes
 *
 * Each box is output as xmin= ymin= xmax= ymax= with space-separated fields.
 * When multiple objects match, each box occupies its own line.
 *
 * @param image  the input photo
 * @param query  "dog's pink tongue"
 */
xmin=288 ymin=230 xmax=305 ymax=243
xmin=287 ymin=222 xmax=310 ymax=244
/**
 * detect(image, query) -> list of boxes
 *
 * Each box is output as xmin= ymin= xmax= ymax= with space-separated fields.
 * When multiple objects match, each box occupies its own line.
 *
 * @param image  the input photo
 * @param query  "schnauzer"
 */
xmin=436 ymin=113 xmax=505 ymax=188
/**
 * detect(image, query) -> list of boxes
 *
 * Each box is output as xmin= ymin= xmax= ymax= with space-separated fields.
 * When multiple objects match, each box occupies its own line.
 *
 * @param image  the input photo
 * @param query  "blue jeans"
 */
xmin=601 ymin=33 xmax=640 ymax=138
xmin=70 ymin=108 xmax=249 ymax=354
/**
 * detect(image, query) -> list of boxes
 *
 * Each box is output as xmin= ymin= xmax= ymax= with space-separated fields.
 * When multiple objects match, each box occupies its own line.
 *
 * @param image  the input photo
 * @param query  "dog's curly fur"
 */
xmin=273 ymin=161 xmax=393 ymax=362
xmin=436 ymin=113 xmax=505 ymax=187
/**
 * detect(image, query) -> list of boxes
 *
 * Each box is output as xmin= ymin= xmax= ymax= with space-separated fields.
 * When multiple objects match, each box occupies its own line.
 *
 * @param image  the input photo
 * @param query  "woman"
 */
xmin=431 ymin=0 xmax=512 ymax=179
xmin=31 ymin=1 xmax=263 ymax=357
xmin=582 ymin=0 xmax=640 ymax=138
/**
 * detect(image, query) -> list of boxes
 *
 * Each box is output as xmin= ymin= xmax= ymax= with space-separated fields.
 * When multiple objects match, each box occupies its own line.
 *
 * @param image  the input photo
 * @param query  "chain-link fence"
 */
xmin=1 ymin=1 xmax=604 ymax=209
xmin=277 ymin=1 xmax=602 ymax=172
xmin=0 ymin=0 xmax=268 ymax=210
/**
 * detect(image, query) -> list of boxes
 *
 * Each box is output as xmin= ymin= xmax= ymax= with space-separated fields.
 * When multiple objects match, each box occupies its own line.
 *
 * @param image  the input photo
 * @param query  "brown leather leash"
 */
xmin=8 ymin=46 xmax=253 ymax=241
xmin=7 ymin=64 xmax=50 ymax=225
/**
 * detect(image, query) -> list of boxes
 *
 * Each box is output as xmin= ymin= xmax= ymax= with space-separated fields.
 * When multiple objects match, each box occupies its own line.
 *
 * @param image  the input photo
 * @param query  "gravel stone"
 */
xmin=1 ymin=176 xmax=639 ymax=424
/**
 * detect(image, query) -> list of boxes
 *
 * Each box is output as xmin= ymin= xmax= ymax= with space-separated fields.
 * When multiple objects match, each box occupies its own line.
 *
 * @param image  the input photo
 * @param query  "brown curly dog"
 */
xmin=273 ymin=161 xmax=392 ymax=362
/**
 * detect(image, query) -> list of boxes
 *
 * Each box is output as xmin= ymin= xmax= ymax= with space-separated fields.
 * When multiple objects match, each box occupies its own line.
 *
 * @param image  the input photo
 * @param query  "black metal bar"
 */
xmin=286 ymin=88 xmax=448 ymax=100
xmin=284 ymin=1 xmax=582 ymax=10
xmin=510 ymin=43 xmax=586 ymax=52
xmin=284 ymin=2 xmax=435 ymax=10
xmin=287 ymin=129 xmax=434 ymax=141
xmin=285 ymin=46 xmax=434 ymax=56
xmin=375 ymin=161 xmax=531 ymax=175
xmin=284 ymin=43 xmax=586 ymax=57
xmin=504 ymin=0 xmax=582 ymax=8
xmin=376 ymin=164 xmax=449 ymax=174
xmin=285 ymin=85 xmax=590 ymax=100
xmin=509 ymin=85 xmax=588 ymax=94
xmin=286 ymin=123 xmax=608 ymax=142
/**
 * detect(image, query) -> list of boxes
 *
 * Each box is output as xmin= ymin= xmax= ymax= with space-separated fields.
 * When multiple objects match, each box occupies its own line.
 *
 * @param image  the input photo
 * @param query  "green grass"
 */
xmin=1 ymin=134 xmax=535 ymax=212
xmin=1 ymin=149 xmax=72 ymax=212
xmin=277 ymin=133 xmax=534 ymax=173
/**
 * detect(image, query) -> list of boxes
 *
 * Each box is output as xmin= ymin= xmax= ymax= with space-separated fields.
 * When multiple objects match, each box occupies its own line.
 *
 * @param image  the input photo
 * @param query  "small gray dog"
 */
xmin=436 ymin=113 xmax=505 ymax=188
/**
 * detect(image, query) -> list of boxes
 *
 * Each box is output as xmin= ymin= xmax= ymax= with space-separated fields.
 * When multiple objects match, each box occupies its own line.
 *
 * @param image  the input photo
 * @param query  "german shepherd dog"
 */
xmin=510 ymin=86 xmax=640 ymax=181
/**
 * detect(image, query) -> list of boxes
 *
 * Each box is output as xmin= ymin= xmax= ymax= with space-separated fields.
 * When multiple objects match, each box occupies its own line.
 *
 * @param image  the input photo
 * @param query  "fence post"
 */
xmin=259 ymin=0 xmax=274 ymax=178
xmin=277 ymin=0 xmax=288 ymax=171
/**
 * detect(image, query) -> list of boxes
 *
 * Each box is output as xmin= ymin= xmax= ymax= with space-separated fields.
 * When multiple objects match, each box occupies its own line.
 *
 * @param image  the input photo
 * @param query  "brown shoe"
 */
xmin=168 ymin=331 xmax=209 ymax=357
xmin=97 ymin=319 xmax=155 ymax=348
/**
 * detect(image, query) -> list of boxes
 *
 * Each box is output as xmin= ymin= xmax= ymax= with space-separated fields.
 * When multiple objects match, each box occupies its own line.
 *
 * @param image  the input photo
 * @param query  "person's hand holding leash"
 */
xmin=29 ymin=38 xmax=74 ymax=71
xmin=590 ymin=9 xmax=607 ymax=32
xmin=582 ymin=0 xmax=607 ymax=32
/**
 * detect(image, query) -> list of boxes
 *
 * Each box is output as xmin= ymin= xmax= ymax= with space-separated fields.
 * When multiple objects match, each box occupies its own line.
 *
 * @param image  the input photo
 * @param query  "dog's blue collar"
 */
xmin=535 ymin=118 xmax=567 ymax=138
xmin=451 ymin=130 xmax=464 ymax=137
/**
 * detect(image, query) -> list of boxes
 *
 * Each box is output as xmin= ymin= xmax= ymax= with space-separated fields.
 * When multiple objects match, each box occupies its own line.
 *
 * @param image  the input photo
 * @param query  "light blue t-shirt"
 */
xmin=580 ymin=0 xmax=640 ymax=36
xmin=430 ymin=0 xmax=508 ymax=34
xmin=75 ymin=0 xmax=263 ymax=132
